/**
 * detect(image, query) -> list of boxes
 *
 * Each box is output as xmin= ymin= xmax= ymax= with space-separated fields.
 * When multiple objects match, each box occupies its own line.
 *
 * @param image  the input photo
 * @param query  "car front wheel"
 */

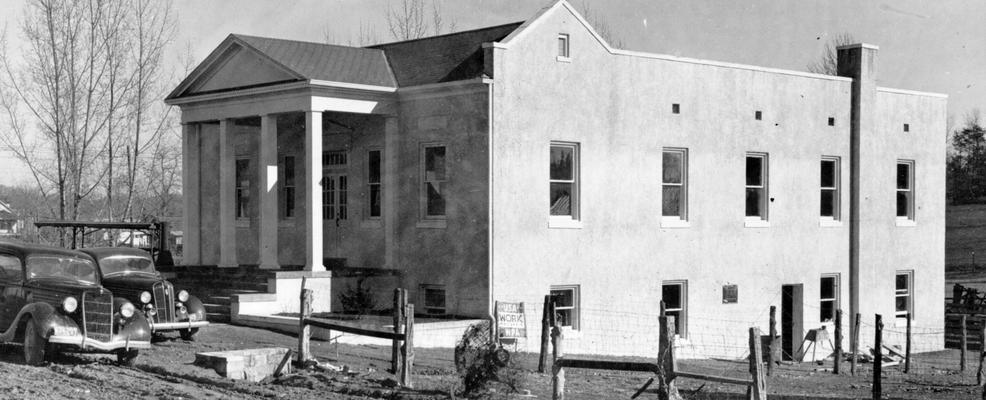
xmin=23 ymin=318 xmax=49 ymax=366
xmin=116 ymin=349 xmax=139 ymax=366
xmin=180 ymin=328 xmax=198 ymax=341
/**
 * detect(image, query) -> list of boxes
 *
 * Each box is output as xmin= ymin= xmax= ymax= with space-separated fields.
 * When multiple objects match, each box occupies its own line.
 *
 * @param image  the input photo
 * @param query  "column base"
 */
xmin=259 ymin=263 xmax=281 ymax=270
xmin=217 ymin=264 xmax=239 ymax=269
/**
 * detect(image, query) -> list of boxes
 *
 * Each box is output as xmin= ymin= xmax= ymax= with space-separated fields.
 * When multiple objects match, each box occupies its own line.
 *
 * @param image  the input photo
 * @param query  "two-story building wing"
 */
xmin=167 ymin=0 xmax=946 ymax=357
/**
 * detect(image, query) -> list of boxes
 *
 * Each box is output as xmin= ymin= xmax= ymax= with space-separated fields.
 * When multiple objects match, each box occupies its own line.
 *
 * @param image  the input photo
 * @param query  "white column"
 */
xmin=259 ymin=114 xmax=279 ymax=269
xmin=181 ymin=123 xmax=201 ymax=265
xmin=218 ymin=119 xmax=237 ymax=268
xmin=305 ymin=111 xmax=324 ymax=271
xmin=383 ymin=116 xmax=398 ymax=269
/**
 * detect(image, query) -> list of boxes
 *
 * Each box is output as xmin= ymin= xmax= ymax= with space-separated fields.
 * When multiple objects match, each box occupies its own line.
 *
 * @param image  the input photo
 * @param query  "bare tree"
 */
xmin=323 ymin=20 xmax=380 ymax=47
xmin=386 ymin=0 xmax=456 ymax=41
xmin=578 ymin=1 xmax=625 ymax=49
xmin=0 ymin=0 xmax=178 ymax=229
xmin=807 ymin=33 xmax=855 ymax=75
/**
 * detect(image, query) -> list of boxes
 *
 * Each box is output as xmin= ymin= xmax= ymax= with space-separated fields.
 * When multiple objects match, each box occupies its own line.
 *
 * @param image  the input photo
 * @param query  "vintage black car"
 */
xmin=80 ymin=248 xmax=207 ymax=340
xmin=0 ymin=241 xmax=150 ymax=365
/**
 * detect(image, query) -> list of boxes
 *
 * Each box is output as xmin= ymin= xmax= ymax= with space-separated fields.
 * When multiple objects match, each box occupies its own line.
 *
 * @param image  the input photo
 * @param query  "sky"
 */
xmin=0 ymin=0 xmax=983 ymax=186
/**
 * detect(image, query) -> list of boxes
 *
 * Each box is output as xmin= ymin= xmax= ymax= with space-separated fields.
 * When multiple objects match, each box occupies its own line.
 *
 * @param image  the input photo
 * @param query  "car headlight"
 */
xmin=177 ymin=290 xmax=189 ymax=302
xmin=144 ymin=303 xmax=156 ymax=316
xmin=139 ymin=291 xmax=152 ymax=304
xmin=62 ymin=296 xmax=78 ymax=313
xmin=120 ymin=302 xmax=135 ymax=318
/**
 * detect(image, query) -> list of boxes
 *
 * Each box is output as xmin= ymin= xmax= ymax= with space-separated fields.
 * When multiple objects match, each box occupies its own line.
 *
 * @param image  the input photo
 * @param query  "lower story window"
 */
xmin=421 ymin=285 xmax=446 ymax=315
xmin=820 ymin=274 xmax=839 ymax=323
xmin=895 ymin=270 xmax=913 ymax=320
xmin=662 ymin=281 xmax=687 ymax=337
xmin=550 ymin=285 xmax=580 ymax=330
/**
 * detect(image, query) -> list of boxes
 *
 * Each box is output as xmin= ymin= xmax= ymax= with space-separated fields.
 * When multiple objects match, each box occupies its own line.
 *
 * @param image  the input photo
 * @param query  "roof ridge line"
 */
xmin=231 ymin=33 xmax=386 ymax=53
xmin=366 ymin=21 xmax=525 ymax=48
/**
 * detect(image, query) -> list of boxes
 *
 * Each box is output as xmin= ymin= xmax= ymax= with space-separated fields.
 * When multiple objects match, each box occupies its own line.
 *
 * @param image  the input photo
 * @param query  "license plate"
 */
xmin=53 ymin=326 xmax=79 ymax=336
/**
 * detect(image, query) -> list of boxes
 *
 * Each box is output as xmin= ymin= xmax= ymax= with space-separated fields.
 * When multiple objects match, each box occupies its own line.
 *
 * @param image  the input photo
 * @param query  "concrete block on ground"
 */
xmin=194 ymin=347 xmax=291 ymax=382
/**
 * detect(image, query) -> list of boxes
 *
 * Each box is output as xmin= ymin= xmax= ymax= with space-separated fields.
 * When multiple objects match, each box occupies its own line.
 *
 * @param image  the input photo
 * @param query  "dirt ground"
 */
xmin=1 ymin=323 xmax=984 ymax=399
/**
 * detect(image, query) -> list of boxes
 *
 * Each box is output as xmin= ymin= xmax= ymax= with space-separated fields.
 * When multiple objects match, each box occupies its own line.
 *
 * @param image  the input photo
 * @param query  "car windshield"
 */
xmin=25 ymin=255 xmax=98 ymax=284
xmin=99 ymin=255 xmax=157 ymax=276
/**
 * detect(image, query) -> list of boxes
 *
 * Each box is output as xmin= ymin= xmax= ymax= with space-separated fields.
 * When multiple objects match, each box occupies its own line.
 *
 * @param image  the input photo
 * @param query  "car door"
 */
xmin=0 ymin=253 xmax=25 ymax=331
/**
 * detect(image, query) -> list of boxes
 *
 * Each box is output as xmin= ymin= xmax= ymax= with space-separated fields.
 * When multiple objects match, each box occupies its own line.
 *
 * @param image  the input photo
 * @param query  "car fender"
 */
xmin=185 ymin=295 xmax=206 ymax=322
xmin=0 ymin=302 xmax=77 ymax=342
xmin=117 ymin=312 xmax=152 ymax=341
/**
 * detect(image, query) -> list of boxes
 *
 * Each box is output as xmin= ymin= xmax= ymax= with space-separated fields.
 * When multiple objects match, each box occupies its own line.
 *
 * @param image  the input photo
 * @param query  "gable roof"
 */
xmin=167 ymin=34 xmax=396 ymax=100
xmin=233 ymin=34 xmax=396 ymax=87
xmin=367 ymin=22 xmax=523 ymax=87
xmin=0 ymin=200 xmax=16 ymax=220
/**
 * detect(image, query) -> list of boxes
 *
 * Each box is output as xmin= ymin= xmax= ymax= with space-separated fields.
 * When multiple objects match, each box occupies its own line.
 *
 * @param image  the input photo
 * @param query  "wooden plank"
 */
xmin=551 ymin=323 xmax=565 ymax=400
xmin=297 ymin=287 xmax=312 ymax=364
xmin=400 ymin=303 xmax=414 ymax=388
xmin=554 ymin=359 xmax=660 ymax=373
xmin=305 ymin=318 xmax=405 ymax=340
xmin=834 ymin=309 xmax=842 ymax=375
xmin=749 ymin=327 xmax=767 ymax=400
xmin=539 ymin=295 xmax=551 ymax=373
xmin=873 ymin=314 xmax=883 ymax=400
xmin=391 ymin=288 xmax=403 ymax=374
xmin=674 ymin=371 xmax=753 ymax=386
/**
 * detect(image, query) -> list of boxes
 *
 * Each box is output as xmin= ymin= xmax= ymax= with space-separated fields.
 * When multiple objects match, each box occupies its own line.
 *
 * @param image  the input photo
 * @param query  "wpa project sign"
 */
xmin=495 ymin=301 xmax=527 ymax=339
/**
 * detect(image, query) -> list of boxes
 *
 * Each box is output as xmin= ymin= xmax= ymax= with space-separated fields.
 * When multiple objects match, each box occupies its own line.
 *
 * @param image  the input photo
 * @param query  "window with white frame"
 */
xmin=662 ymin=148 xmax=688 ymax=220
xmin=557 ymin=34 xmax=570 ymax=58
xmin=895 ymin=271 xmax=913 ymax=320
xmin=820 ymin=274 xmax=839 ymax=323
xmin=662 ymin=281 xmax=687 ymax=337
xmin=550 ymin=285 xmax=580 ymax=330
xmin=550 ymin=142 xmax=579 ymax=219
xmin=896 ymin=161 xmax=915 ymax=220
xmin=421 ymin=284 xmax=446 ymax=315
xmin=820 ymin=157 xmax=840 ymax=220
xmin=367 ymin=150 xmax=382 ymax=219
xmin=235 ymin=158 xmax=251 ymax=219
xmin=322 ymin=150 xmax=348 ymax=221
xmin=745 ymin=153 xmax=768 ymax=220
xmin=421 ymin=145 xmax=447 ymax=218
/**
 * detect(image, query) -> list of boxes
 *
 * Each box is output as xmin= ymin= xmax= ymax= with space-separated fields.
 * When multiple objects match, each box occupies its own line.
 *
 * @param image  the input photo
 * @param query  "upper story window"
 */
xmin=235 ymin=158 xmax=250 ymax=219
xmin=367 ymin=150 xmax=382 ymax=219
xmin=820 ymin=157 xmax=840 ymax=221
xmin=550 ymin=142 xmax=580 ymax=222
xmin=745 ymin=153 xmax=768 ymax=222
xmin=283 ymin=156 xmax=296 ymax=218
xmin=557 ymin=34 xmax=570 ymax=59
xmin=662 ymin=148 xmax=688 ymax=222
xmin=896 ymin=160 xmax=915 ymax=221
xmin=422 ymin=144 xmax=447 ymax=219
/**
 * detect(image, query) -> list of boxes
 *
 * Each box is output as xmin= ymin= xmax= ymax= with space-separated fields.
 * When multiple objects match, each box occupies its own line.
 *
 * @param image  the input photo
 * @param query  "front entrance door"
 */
xmin=322 ymin=173 xmax=349 ymax=259
xmin=781 ymin=284 xmax=804 ymax=361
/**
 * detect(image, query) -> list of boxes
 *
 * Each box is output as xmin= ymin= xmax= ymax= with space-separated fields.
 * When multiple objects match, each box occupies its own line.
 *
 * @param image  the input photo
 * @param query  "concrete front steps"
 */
xmin=160 ymin=265 xmax=299 ymax=323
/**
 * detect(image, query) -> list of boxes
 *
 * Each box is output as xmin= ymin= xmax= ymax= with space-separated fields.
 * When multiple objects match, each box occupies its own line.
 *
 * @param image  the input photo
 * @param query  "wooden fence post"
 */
xmin=905 ymin=312 xmax=912 ymax=373
xmin=978 ymin=319 xmax=986 ymax=386
xmin=873 ymin=314 xmax=883 ymax=400
xmin=400 ymin=303 xmax=414 ymax=388
xmin=749 ymin=327 xmax=767 ymax=400
xmin=657 ymin=316 xmax=683 ymax=400
xmin=551 ymin=322 xmax=565 ymax=400
xmin=297 ymin=287 xmax=312 ymax=365
xmin=768 ymin=305 xmax=777 ymax=376
xmin=392 ymin=288 xmax=404 ymax=374
xmin=964 ymin=315 xmax=969 ymax=372
xmin=539 ymin=295 xmax=551 ymax=373
xmin=834 ymin=309 xmax=843 ymax=375
xmin=851 ymin=312 xmax=860 ymax=376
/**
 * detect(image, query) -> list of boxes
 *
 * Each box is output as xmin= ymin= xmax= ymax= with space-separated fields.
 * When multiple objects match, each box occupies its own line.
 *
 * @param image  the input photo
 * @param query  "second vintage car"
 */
xmin=80 ymin=247 xmax=208 ymax=340
xmin=0 ymin=241 xmax=151 ymax=365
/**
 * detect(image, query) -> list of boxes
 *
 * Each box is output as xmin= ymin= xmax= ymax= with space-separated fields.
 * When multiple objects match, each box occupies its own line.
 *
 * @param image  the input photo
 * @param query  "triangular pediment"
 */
xmin=185 ymin=42 xmax=299 ymax=95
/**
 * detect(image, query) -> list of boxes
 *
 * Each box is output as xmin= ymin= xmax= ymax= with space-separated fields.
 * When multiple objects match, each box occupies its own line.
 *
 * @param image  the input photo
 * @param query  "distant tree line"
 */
xmin=949 ymin=112 xmax=986 ymax=205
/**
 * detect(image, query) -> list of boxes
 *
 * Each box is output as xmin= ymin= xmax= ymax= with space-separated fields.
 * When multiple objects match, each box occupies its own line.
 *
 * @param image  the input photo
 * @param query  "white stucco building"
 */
xmin=167 ymin=1 xmax=947 ymax=357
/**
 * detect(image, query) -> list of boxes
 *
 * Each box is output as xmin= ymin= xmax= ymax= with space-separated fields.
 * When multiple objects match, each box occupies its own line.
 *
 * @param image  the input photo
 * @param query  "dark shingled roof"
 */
xmin=367 ymin=22 xmax=523 ymax=87
xmin=232 ymin=34 xmax=398 ymax=88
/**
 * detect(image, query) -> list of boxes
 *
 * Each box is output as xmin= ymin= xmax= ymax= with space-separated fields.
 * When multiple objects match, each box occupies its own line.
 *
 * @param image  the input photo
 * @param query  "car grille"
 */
xmin=153 ymin=281 xmax=175 ymax=323
xmin=82 ymin=291 xmax=114 ymax=342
